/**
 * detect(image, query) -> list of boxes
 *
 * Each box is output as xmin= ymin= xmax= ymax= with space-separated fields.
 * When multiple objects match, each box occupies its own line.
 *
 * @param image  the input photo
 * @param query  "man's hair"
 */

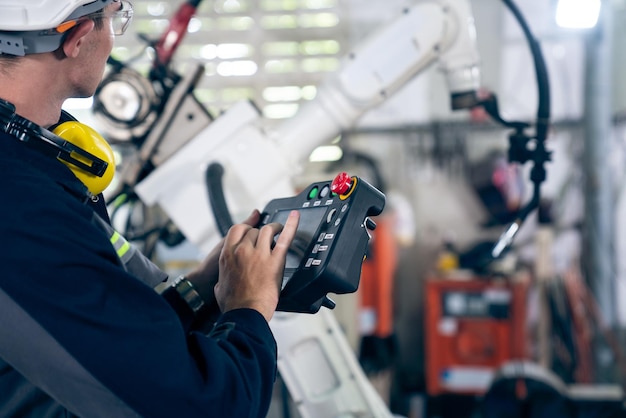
xmin=88 ymin=11 xmax=106 ymax=31
xmin=0 ymin=54 xmax=18 ymax=71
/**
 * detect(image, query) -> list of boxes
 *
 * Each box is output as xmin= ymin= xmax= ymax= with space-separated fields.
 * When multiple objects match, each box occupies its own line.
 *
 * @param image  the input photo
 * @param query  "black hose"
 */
xmin=501 ymin=0 xmax=551 ymax=142
xmin=489 ymin=0 xmax=552 ymax=259
xmin=205 ymin=162 xmax=235 ymax=237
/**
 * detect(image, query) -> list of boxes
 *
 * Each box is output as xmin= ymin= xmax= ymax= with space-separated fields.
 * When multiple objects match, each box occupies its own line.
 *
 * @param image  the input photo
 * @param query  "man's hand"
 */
xmin=185 ymin=210 xmax=262 ymax=310
xmin=216 ymin=210 xmax=300 ymax=322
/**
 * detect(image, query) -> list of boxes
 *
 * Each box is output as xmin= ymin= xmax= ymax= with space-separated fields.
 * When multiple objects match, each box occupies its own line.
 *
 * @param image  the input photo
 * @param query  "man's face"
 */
xmin=73 ymin=0 xmax=125 ymax=98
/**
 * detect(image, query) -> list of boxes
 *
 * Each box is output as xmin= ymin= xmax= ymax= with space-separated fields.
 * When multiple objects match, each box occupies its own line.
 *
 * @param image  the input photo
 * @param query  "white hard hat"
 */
xmin=0 ymin=0 xmax=114 ymax=56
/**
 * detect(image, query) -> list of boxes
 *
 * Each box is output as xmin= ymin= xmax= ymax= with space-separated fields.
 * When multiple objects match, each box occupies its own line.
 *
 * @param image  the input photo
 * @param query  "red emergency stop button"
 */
xmin=331 ymin=171 xmax=352 ymax=195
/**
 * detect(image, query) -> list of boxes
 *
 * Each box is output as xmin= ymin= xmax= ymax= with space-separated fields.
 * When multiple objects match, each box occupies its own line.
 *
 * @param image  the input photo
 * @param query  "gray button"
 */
xmin=326 ymin=208 xmax=337 ymax=223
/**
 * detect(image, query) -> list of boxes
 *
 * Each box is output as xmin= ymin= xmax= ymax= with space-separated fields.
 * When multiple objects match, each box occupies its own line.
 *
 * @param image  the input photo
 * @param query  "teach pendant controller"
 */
xmin=259 ymin=172 xmax=385 ymax=313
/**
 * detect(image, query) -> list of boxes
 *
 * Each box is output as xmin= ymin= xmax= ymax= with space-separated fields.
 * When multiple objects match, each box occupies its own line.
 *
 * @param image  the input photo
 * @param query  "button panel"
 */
xmin=294 ymin=181 xmax=350 ymax=272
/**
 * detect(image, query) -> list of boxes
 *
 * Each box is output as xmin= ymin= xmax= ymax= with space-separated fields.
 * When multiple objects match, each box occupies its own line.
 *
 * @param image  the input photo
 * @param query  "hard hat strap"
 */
xmin=0 ymin=31 xmax=64 ymax=56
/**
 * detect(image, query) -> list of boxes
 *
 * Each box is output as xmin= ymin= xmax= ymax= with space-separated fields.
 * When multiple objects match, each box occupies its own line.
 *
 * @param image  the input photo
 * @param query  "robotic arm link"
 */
xmin=272 ymin=0 xmax=481 ymax=163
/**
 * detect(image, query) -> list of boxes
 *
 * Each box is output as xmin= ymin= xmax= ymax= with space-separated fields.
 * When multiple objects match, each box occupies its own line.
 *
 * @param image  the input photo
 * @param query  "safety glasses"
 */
xmin=54 ymin=0 xmax=134 ymax=36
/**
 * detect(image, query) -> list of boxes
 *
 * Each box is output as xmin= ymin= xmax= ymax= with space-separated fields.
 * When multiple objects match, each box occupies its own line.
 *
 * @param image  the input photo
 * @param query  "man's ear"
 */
xmin=61 ymin=19 xmax=95 ymax=58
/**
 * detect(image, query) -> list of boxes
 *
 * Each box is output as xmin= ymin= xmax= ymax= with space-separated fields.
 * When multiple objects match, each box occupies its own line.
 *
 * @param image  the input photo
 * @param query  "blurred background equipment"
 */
xmin=425 ymin=274 xmax=529 ymax=397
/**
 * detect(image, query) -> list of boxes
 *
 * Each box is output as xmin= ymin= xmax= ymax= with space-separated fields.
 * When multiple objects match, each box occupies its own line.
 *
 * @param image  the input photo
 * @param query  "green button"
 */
xmin=308 ymin=186 xmax=319 ymax=199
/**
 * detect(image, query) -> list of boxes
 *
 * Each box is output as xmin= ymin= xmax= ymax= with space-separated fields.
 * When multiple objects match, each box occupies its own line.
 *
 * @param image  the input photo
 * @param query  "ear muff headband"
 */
xmin=52 ymin=122 xmax=115 ymax=195
xmin=0 ymin=99 xmax=115 ymax=195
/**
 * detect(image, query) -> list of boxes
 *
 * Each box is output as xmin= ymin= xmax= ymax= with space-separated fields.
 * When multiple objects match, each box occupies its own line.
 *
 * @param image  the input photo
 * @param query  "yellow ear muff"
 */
xmin=52 ymin=121 xmax=115 ymax=196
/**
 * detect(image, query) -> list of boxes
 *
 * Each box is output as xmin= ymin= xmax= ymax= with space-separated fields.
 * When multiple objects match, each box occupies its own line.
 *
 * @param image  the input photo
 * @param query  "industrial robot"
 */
xmin=93 ymin=1 xmax=552 ymax=416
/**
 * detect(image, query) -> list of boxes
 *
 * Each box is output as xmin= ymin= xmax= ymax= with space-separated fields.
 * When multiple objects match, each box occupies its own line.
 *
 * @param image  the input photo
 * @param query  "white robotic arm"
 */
xmin=271 ymin=0 xmax=480 ymax=162
xmin=134 ymin=2 xmax=481 ymax=417
xmin=134 ymin=0 xmax=481 ymax=253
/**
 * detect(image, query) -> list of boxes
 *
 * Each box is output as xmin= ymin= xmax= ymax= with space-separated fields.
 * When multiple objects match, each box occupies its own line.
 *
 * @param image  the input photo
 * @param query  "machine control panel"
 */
xmin=259 ymin=172 xmax=385 ymax=313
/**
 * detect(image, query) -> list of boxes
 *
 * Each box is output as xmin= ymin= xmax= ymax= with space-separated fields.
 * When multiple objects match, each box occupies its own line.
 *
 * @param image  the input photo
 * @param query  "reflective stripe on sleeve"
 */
xmin=110 ymin=231 xmax=132 ymax=262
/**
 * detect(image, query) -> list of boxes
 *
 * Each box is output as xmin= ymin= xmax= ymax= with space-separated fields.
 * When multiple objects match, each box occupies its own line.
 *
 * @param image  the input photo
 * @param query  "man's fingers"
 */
xmin=223 ymin=210 xmax=261 ymax=244
xmin=245 ymin=228 xmax=260 ymax=245
xmin=257 ymin=222 xmax=284 ymax=246
xmin=225 ymin=210 xmax=299 ymax=254
xmin=224 ymin=224 xmax=254 ymax=246
xmin=272 ymin=210 xmax=300 ymax=255
xmin=243 ymin=209 xmax=261 ymax=227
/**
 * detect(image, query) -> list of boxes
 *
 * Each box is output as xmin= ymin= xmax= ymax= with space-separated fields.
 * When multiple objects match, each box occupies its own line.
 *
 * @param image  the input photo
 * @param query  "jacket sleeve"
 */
xmin=0 ymin=178 xmax=278 ymax=418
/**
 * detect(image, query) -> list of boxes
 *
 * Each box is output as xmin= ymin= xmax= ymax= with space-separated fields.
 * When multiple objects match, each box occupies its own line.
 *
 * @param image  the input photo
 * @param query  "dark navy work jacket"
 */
xmin=0 ymin=129 xmax=277 ymax=418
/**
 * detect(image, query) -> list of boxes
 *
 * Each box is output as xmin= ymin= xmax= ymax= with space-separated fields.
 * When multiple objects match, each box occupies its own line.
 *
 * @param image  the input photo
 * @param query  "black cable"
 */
xmin=488 ymin=0 xmax=552 ymax=259
xmin=501 ymin=0 xmax=552 ymax=194
xmin=205 ymin=162 xmax=235 ymax=237
xmin=501 ymin=0 xmax=551 ymax=141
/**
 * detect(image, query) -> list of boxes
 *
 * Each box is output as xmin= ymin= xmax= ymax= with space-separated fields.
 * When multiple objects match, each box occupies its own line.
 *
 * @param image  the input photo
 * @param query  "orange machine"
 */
xmin=425 ymin=275 xmax=528 ymax=396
